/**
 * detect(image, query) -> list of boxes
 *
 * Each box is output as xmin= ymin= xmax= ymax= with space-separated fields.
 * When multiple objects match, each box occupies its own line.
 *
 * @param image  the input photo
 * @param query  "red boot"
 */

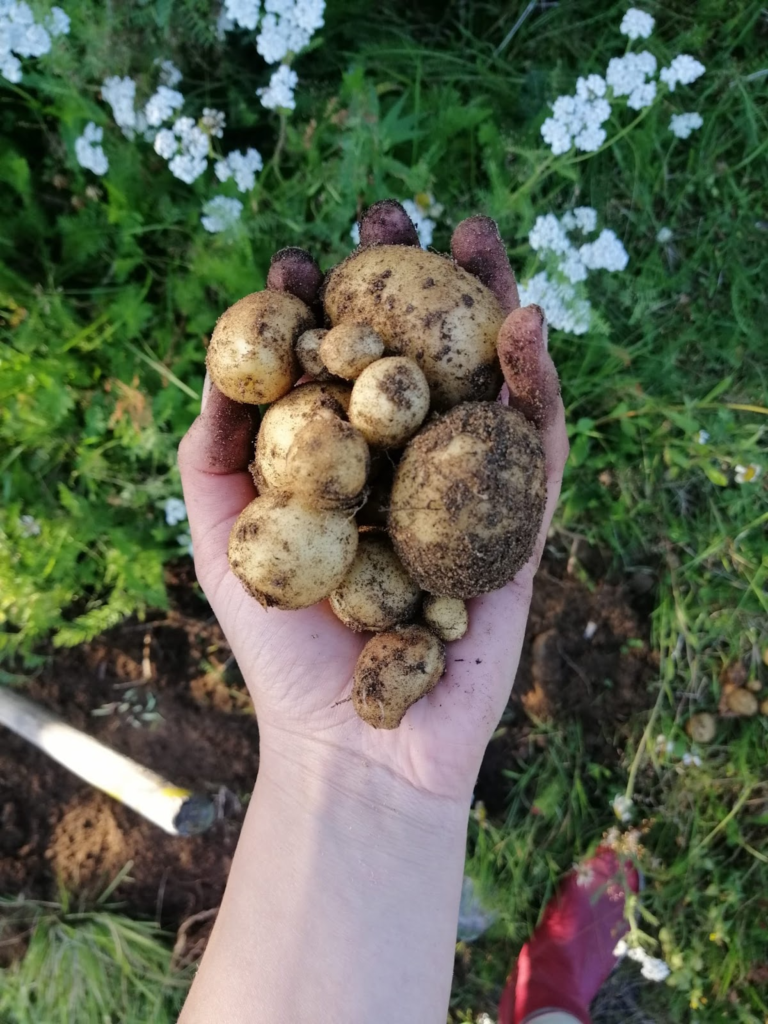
xmin=499 ymin=847 xmax=640 ymax=1024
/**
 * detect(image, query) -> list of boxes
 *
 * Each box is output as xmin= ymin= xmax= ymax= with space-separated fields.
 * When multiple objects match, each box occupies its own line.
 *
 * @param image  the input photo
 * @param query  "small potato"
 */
xmin=253 ymin=381 xmax=352 ymax=491
xmin=228 ymin=492 xmax=358 ymax=609
xmin=295 ymin=329 xmax=332 ymax=379
xmin=320 ymin=323 xmax=384 ymax=380
xmin=353 ymin=625 xmax=445 ymax=729
xmin=348 ymin=357 xmax=430 ymax=448
xmin=330 ymin=534 xmax=421 ymax=632
xmin=725 ymin=688 xmax=759 ymax=717
xmin=685 ymin=713 xmax=716 ymax=743
xmin=283 ymin=416 xmax=370 ymax=509
xmin=207 ymin=290 xmax=314 ymax=404
xmin=423 ymin=595 xmax=468 ymax=642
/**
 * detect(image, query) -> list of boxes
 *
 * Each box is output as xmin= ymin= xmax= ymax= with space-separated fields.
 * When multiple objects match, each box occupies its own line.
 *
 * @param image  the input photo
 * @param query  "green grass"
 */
xmin=1 ymin=0 xmax=767 ymax=1020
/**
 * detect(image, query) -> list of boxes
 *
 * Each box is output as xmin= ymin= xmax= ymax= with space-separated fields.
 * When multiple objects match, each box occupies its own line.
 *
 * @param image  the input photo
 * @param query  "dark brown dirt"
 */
xmin=0 ymin=548 xmax=655 ymax=954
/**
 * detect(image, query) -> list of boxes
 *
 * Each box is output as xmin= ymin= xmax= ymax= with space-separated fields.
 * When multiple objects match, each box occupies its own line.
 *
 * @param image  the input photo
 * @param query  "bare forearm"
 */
xmin=180 ymin=737 xmax=469 ymax=1024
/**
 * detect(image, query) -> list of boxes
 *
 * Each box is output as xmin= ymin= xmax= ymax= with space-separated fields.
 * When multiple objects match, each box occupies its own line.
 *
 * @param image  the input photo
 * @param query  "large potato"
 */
xmin=324 ymin=246 xmax=504 ymax=409
xmin=283 ymin=415 xmax=370 ymax=509
xmin=253 ymin=381 xmax=352 ymax=491
xmin=389 ymin=402 xmax=546 ymax=598
xmin=352 ymin=625 xmax=445 ymax=729
xmin=348 ymin=357 xmax=430 ymax=448
xmin=228 ymin=492 xmax=358 ymax=609
xmin=207 ymin=290 xmax=314 ymax=404
xmin=330 ymin=533 xmax=421 ymax=632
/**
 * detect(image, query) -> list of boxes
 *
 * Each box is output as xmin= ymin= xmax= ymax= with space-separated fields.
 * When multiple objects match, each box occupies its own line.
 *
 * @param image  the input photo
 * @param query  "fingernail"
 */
xmin=201 ymin=372 xmax=212 ymax=413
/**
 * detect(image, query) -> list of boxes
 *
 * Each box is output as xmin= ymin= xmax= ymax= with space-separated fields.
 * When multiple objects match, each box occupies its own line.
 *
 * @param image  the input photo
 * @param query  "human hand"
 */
xmin=178 ymin=201 xmax=568 ymax=807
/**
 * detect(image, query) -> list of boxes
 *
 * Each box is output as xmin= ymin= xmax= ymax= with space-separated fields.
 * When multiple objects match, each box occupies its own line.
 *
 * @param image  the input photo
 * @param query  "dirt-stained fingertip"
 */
xmin=359 ymin=199 xmax=420 ymax=248
xmin=498 ymin=304 xmax=561 ymax=431
xmin=198 ymin=383 xmax=260 ymax=475
xmin=267 ymin=247 xmax=324 ymax=308
xmin=451 ymin=215 xmax=520 ymax=314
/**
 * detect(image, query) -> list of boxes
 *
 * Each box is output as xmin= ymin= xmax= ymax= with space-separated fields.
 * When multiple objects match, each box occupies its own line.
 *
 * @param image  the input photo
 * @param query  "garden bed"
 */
xmin=0 ymin=548 xmax=656 ymax=956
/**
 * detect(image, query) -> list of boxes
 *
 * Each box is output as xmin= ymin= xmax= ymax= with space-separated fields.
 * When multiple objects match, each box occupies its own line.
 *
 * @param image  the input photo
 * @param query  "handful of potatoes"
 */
xmin=208 ymin=232 xmax=546 ymax=729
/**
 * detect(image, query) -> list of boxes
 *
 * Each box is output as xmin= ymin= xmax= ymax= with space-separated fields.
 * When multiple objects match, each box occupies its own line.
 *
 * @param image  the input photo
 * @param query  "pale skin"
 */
xmin=177 ymin=206 xmax=569 ymax=1024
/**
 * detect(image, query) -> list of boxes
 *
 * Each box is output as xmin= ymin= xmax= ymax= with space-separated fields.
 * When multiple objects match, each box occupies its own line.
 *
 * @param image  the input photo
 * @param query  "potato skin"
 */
xmin=323 ymin=246 xmax=504 ymax=409
xmin=295 ymin=328 xmax=332 ymax=380
xmin=253 ymin=381 xmax=352 ymax=491
xmin=423 ymin=595 xmax=468 ymax=642
xmin=389 ymin=402 xmax=546 ymax=598
xmin=348 ymin=357 xmax=430 ymax=448
xmin=284 ymin=416 xmax=370 ymax=510
xmin=207 ymin=290 xmax=314 ymax=404
xmin=330 ymin=534 xmax=421 ymax=632
xmin=228 ymin=492 xmax=358 ymax=609
xmin=320 ymin=323 xmax=384 ymax=380
xmin=353 ymin=625 xmax=445 ymax=729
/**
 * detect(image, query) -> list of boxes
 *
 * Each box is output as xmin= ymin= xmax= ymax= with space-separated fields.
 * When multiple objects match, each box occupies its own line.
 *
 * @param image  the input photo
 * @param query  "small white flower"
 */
xmin=660 ymin=54 xmax=706 ymax=91
xmin=215 ymin=147 xmax=263 ymax=192
xmin=656 ymin=226 xmax=673 ymax=243
xmin=606 ymin=52 xmax=657 ymax=98
xmin=627 ymin=80 xmax=657 ymax=110
xmin=223 ymin=0 xmax=260 ymax=30
xmin=201 ymin=195 xmax=244 ymax=233
xmin=576 ymin=74 xmax=607 ymax=99
xmin=164 ymin=497 xmax=187 ymax=526
xmin=620 ymin=8 xmax=655 ymax=40
xmin=144 ymin=86 xmax=184 ymax=128
xmin=476 ymin=1015 xmax=496 ymax=1024
xmin=74 ymin=121 xmax=109 ymax=176
xmin=168 ymin=151 xmax=207 ymax=184
xmin=19 ymin=514 xmax=41 ymax=537
xmin=401 ymin=198 xmax=436 ymax=247
xmin=529 ymin=213 xmax=572 ymax=255
xmin=613 ymin=938 xmax=628 ymax=957
xmin=102 ymin=76 xmax=138 ymax=136
xmin=201 ymin=107 xmax=226 ymax=138
xmin=350 ymin=221 xmax=361 ymax=245
xmin=669 ymin=111 xmax=703 ymax=139
xmin=571 ymin=206 xmax=598 ymax=233
xmin=574 ymin=123 xmax=607 ymax=153
xmin=611 ymin=793 xmax=634 ymax=822
xmin=640 ymin=955 xmax=671 ymax=982
xmin=579 ymin=228 xmax=629 ymax=272
xmin=46 ymin=6 xmax=70 ymax=36
xmin=153 ymin=128 xmax=177 ymax=160
xmin=541 ymin=116 xmax=573 ymax=155
xmin=734 ymin=463 xmax=761 ymax=484
xmin=681 ymin=752 xmax=702 ymax=767
xmin=157 ymin=58 xmax=182 ymax=88
xmin=1 ymin=53 xmax=22 ymax=82
xmin=695 ymin=429 xmax=709 ymax=444
xmin=257 ymin=63 xmax=298 ymax=110
xmin=518 ymin=272 xmax=592 ymax=335
xmin=583 ymin=620 xmax=598 ymax=640
xmin=558 ymin=249 xmax=588 ymax=283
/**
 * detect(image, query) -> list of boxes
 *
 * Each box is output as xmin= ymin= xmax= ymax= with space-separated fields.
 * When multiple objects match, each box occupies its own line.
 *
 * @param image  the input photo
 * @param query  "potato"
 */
xmin=319 ymin=323 xmax=384 ymax=380
xmin=389 ymin=402 xmax=546 ymax=598
xmin=352 ymin=625 xmax=445 ymax=729
xmin=423 ymin=595 xmax=468 ymax=642
xmin=324 ymin=245 xmax=504 ymax=409
xmin=685 ymin=713 xmax=716 ymax=743
xmin=253 ymin=381 xmax=352 ymax=491
xmin=207 ymin=290 xmax=314 ymax=404
xmin=295 ymin=328 xmax=332 ymax=380
xmin=330 ymin=534 xmax=421 ymax=632
xmin=725 ymin=688 xmax=758 ymax=717
xmin=348 ymin=357 xmax=430 ymax=448
xmin=228 ymin=492 xmax=358 ymax=609
xmin=283 ymin=415 xmax=370 ymax=510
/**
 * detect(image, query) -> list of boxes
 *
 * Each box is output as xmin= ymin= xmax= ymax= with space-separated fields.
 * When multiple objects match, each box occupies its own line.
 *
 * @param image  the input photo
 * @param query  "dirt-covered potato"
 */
xmin=228 ymin=492 xmax=358 ymax=609
xmin=207 ymin=290 xmax=314 ymax=404
xmin=253 ymin=381 xmax=352 ymax=491
xmin=319 ymin=323 xmax=385 ymax=380
xmin=422 ymin=595 xmax=468 ymax=642
xmin=324 ymin=245 xmax=504 ymax=409
xmin=283 ymin=415 xmax=370 ymax=509
xmin=389 ymin=402 xmax=546 ymax=599
xmin=295 ymin=328 xmax=332 ymax=380
xmin=352 ymin=625 xmax=445 ymax=729
xmin=330 ymin=534 xmax=420 ymax=632
xmin=348 ymin=356 xmax=430 ymax=448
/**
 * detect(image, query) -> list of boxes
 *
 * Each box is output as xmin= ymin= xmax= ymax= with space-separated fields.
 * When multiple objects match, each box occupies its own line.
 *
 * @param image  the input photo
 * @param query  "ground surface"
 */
xmin=0 ymin=547 xmax=655 ymax=968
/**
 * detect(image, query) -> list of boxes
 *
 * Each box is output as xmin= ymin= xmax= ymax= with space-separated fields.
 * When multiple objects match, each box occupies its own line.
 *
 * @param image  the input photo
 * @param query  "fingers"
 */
xmin=267 ymin=247 xmax=324 ymax=308
xmin=359 ymin=199 xmax=420 ymax=248
xmin=451 ymin=216 xmax=520 ymax=314
xmin=178 ymin=380 xmax=258 ymax=596
xmin=497 ymin=304 xmax=560 ymax=430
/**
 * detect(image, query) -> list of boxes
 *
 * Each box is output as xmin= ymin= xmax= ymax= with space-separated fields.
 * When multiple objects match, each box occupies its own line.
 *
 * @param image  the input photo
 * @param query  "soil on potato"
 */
xmin=0 ymin=549 xmax=656 ymax=957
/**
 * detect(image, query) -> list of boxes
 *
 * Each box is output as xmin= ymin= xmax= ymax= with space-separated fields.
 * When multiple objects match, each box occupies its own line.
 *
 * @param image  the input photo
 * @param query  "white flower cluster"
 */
xmin=215 ymin=147 xmax=263 ymax=192
xmin=257 ymin=62 xmax=298 ymax=110
xmin=144 ymin=84 xmax=185 ymax=128
xmin=0 ymin=2 xmax=69 ymax=83
xmin=164 ymin=497 xmax=187 ymax=526
xmin=540 ymin=9 xmax=706 ymax=154
xmin=669 ymin=111 xmax=703 ymax=139
xmin=101 ymin=75 xmax=143 ymax=137
xmin=201 ymin=107 xmax=226 ymax=138
xmin=154 ymin=117 xmax=209 ymax=184
xmin=74 ymin=121 xmax=109 ymax=175
xmin=201 ymin=195 xmax=244 ymax=233
xmin=519 ymin=208 xmax=628 ymax=334
xmin=613 ymin=939 xmax=671 ymax=983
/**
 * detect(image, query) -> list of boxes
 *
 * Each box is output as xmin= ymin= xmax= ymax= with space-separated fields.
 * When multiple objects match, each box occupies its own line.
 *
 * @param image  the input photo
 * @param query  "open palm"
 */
xmin=178 ymin=203 xmax=568 ymax=803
